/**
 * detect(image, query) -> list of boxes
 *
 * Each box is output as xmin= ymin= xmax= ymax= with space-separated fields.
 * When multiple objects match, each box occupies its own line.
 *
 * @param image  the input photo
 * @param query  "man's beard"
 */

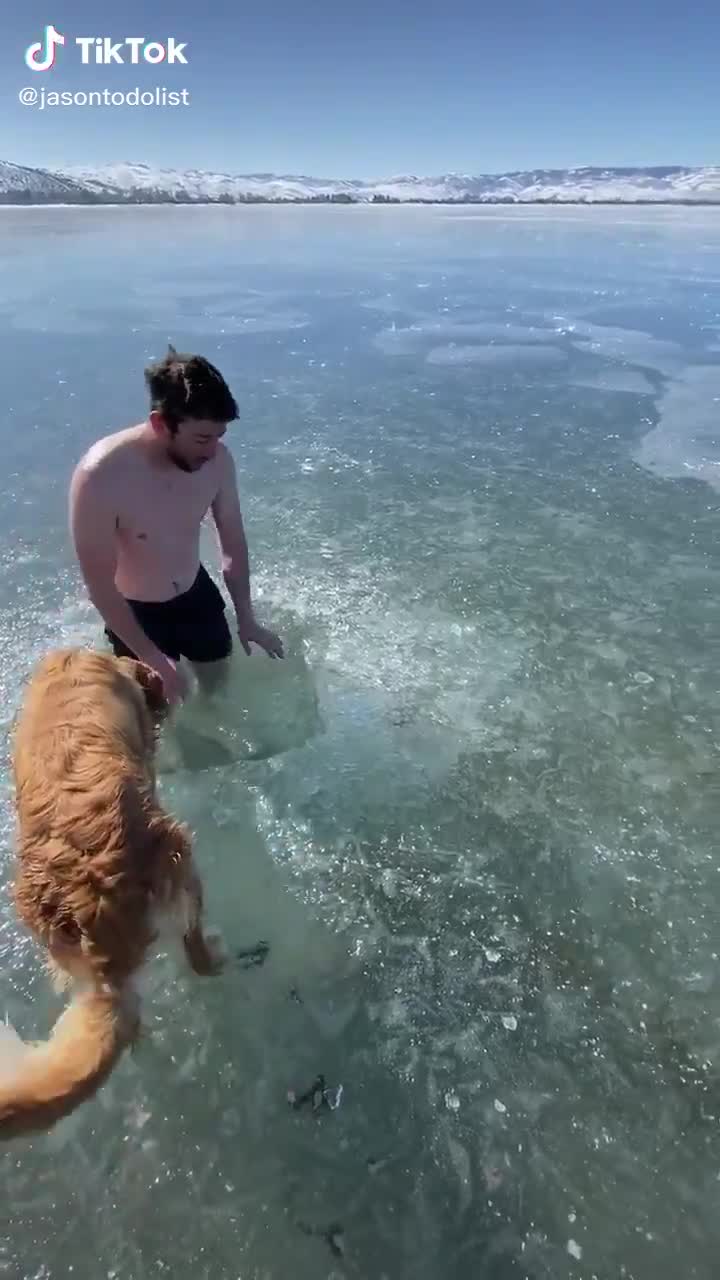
xmin=167 ymin=444 xmax=200 ymax=473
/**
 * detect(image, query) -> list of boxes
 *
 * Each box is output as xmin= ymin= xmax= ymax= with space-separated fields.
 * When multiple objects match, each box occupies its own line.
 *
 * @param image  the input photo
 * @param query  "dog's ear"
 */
xmin=118 ymin=658 xmax=168 ymax=715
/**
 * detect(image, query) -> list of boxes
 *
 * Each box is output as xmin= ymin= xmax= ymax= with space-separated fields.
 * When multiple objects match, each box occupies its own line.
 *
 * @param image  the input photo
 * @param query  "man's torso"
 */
xmin=78 ymin=426 xmax=222 ymax=602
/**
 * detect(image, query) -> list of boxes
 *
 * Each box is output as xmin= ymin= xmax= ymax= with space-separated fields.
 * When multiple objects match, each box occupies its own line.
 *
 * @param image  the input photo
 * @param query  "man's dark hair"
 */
xmin=144 ymin=344 xmax=239 ymax=432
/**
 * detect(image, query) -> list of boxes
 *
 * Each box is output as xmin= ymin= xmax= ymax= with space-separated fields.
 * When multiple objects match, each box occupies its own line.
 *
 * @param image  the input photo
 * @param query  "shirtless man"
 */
xmin=69 ymin=347 xmax=283 ymax=706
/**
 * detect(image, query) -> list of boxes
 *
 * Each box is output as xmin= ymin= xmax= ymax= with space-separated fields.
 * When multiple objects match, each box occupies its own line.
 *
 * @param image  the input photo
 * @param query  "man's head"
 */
xmin=144 ymin=345 xmax=239 ymax=472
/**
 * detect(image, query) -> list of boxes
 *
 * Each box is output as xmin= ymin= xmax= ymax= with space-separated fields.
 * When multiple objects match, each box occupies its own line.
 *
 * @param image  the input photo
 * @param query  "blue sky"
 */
xmin=2 ymin=0 xmax=718 ymax=178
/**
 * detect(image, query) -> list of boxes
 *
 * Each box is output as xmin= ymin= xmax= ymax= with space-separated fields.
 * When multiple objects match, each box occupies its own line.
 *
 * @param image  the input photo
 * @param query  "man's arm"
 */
xmin=69 ymin=463 xmax=176 ymax=673
xmin=211 ymin=447 xmax=284 ymax=658
xmin=210 ymin=446 xmax=254 ymax=622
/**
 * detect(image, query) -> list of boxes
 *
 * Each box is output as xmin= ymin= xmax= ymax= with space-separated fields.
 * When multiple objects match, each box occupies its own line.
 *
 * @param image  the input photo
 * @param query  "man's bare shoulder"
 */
xmin=215 ymin=440 xmax=239 ymax=484
xmin=73 ymin=425 xmax=146 ymax=483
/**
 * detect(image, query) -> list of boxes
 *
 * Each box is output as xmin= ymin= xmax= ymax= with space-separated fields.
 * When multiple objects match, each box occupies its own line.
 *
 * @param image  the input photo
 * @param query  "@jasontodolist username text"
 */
xmin=19 ymin=85 xmax=190 ymax=109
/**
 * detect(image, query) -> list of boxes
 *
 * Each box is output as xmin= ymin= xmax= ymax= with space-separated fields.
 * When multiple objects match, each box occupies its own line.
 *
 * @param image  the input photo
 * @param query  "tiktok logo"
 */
xmin=25 ymin=24 xmax=65 ymax=71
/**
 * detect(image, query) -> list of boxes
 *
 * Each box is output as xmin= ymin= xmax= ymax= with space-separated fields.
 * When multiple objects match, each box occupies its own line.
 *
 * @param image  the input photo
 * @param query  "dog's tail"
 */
xmin=0 ymin=987 xmax=138 ymax=1139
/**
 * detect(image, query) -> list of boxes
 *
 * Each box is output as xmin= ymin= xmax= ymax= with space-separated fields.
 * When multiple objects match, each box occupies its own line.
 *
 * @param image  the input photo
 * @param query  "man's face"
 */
xmin=151 ymin=412 xmax=227 ymax=471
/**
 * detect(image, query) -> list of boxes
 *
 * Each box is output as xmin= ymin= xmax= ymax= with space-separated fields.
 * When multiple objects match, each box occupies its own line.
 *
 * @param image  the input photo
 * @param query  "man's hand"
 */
xmin=154 ymin=654 xmax=191 ymax=705
xmin=237 ymin=613 xmax=284 ymax=659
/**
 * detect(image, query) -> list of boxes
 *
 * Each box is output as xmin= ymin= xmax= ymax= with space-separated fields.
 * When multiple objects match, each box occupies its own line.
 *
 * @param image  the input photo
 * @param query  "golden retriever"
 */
xmin=0 ymin=647 xmax=225 ymax=1139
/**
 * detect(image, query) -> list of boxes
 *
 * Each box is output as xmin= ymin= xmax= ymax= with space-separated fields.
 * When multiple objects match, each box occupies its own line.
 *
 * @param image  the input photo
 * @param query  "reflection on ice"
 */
xmin=426 ymin=342 xmax=568 ymax=368
xmin=634 ymin=365 xmax=720 ymax=491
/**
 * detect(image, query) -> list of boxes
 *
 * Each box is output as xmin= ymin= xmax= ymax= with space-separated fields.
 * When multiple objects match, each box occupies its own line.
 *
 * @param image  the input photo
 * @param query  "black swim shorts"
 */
xmin=106 ymin=564 xmax=233 ymax=664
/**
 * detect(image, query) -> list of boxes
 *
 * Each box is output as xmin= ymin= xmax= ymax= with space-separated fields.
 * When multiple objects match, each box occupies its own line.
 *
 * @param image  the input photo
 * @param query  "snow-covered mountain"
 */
xmin=1 ymin=159 xmax=720 ymax=204
xmin=0 ymin=158 xmax=107 ymax=203
xmin=57 ymin=161 xmax=363 ymax=203
xmin=53 ymin=162 xmax=720 ymax=203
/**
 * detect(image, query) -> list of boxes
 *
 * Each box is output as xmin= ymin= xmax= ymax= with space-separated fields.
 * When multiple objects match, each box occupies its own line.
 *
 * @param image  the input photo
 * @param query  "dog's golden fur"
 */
xmin=0 ymin=647 xmax=224 ymax=1139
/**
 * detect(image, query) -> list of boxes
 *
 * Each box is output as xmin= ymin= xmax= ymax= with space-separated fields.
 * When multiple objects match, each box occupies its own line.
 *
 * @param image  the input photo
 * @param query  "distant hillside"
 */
xmin=2 ymin=159 xmax=720 ymax=205
xmin=0 ymin=159 xmax=110 ymax=204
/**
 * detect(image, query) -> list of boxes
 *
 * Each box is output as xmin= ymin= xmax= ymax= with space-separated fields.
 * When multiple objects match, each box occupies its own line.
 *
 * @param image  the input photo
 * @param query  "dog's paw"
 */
xmin=184 ymin=926 xmax=227 ymax=977
xmin=204 ymin=927 xmax=228 ymax=971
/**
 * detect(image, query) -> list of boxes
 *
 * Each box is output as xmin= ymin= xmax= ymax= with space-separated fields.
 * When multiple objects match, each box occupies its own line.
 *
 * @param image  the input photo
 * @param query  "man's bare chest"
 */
xmin=115 ymin=470 xmax=216 ymax=542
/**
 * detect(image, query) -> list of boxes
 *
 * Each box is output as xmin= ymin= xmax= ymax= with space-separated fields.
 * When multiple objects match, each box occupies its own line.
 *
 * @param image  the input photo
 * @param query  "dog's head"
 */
xmin=117 ymin=658 xmax=168 ymax=721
